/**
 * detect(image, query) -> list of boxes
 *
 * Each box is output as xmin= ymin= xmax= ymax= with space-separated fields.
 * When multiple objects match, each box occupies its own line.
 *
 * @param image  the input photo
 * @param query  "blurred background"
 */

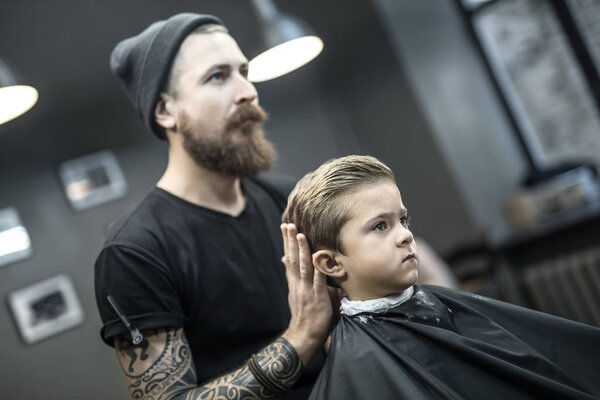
xmin=1 ymin=0 xmax=599 ymax=398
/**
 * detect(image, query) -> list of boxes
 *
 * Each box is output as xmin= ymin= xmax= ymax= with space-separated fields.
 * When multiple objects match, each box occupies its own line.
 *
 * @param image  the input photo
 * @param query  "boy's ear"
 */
xmin=312 ymin=250 xmax=345 ymax=279
xmin=155 ymin=94 xmax=177 ymax=131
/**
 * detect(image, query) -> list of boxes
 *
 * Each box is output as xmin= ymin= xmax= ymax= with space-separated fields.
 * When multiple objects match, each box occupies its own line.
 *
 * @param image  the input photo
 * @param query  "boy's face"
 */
xmin=336 ymin=180 xmax=419 ymax=300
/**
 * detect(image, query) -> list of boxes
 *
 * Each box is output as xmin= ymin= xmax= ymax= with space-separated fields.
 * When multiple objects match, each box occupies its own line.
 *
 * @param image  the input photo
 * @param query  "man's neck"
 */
xmin=157 ymin=146 xmax=246 ymax=217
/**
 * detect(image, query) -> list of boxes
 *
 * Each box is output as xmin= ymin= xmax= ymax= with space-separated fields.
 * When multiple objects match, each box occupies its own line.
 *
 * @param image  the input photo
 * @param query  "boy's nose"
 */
xmin=395 ymin=226 xmax=414 ymax=247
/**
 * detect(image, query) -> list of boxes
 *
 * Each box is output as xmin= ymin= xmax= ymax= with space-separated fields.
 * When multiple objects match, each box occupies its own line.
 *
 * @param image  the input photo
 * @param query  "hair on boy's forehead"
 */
xmin=282 ymin=155 xmax=395 ymax=253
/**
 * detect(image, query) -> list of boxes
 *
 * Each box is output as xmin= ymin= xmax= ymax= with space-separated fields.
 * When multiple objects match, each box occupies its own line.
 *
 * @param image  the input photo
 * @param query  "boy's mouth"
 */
xmin=403 ymin=254 xmax=416 ymax=262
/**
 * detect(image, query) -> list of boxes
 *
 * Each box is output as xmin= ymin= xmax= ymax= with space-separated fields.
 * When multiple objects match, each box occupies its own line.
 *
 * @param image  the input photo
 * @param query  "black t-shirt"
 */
xmin=95 ymin=178 xmax=323 ymax=399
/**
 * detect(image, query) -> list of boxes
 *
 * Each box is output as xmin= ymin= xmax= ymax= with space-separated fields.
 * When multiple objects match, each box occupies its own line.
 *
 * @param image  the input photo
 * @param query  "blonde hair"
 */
xmin=282 ymin=155 xmax=395 ymax=254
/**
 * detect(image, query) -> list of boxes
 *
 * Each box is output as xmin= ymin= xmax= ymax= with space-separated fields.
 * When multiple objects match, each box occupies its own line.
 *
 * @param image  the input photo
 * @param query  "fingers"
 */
xmin=281 ymin=223 xmax=300 ymax=280
xmin=282 ymin=224 xmax=335 ymax=355
xmin=280 ymin=224 xmax=289 ymax=267
xmin=297 ymin=233 xmax=314 ymax=283
xmin=280 ymin=223 xmax=289 ymax=257
xmin=282 ymin=224 xmax=317 ymax=287
xmin=313 ymin=266 xmax=328 ymax=289
xmin=287 ymin=224 xmax=299 ymax=278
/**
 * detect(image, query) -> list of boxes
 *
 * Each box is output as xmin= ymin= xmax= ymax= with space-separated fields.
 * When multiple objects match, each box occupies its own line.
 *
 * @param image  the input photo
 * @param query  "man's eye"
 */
xmin=400 ymin=215 xmax=411 ymax=228
xmin=208 ymin=72 xmax=224 ymax=83
xmin=373 ymin=222 xmax=387 ymax=231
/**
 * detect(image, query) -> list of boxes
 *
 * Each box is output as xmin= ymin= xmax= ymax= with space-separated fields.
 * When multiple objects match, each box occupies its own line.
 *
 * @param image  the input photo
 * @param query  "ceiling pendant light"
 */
xmin=249 ymin=0 xmax=324 ymax=82
xmin=0 ymin=59 xmax=38 ymax=126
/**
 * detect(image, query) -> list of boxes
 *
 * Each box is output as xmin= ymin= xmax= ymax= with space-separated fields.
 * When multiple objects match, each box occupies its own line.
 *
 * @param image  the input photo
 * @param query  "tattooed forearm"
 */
xmin=178 ymin=363 xmax=271 ymax=400
xmin=115 ymin=329 xmax=303 ymax=400
xmin=179 ymin=337 xmax=303 ymax=400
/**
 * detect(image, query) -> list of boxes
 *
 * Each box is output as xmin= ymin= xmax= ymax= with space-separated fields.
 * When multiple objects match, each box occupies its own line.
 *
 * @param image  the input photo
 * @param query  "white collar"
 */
xmin=340 ymin=286 xmax=414 ymax=316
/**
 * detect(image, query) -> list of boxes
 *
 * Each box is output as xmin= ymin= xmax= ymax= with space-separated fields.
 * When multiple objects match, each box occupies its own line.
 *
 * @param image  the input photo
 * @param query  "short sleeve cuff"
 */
xmin=101 ymin=312 xmax=186 ymax=346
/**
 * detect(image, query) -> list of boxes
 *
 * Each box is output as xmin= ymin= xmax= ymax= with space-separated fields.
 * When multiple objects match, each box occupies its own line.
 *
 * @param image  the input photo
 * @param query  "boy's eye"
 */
xmin=240 ymin=67 xmax=249 ymax=79
xmin=400 ymin=215 xmax=411 ymax=228
xmin=373 ymin=221 xmax=388 ymax=231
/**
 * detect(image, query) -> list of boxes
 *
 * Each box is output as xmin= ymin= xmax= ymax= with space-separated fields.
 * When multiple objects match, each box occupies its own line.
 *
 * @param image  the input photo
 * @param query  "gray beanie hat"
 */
xmin=110 ymin=13 xmax=224 ymax=140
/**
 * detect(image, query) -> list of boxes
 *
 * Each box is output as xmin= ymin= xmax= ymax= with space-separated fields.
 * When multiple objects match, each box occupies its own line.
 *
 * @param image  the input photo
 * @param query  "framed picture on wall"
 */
xmin=58 ymin=150 xmax=127 ymax=211
xmin=567 ymin=0 xmax=600 ymax=69
xmin=0 ymin=207 xmax=32 ymax=268
xmin=7 ymin=274 xmax=84 ymax=345
xmin=469 ymin=0 xmax=600 ymax=167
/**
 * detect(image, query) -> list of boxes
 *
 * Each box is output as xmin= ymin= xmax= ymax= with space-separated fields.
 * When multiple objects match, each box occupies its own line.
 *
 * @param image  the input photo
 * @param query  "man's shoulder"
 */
xmin=249 ymin=173 xmax=297 ymax=205
xmin=103 ymin=188 xmax=173 ymax=248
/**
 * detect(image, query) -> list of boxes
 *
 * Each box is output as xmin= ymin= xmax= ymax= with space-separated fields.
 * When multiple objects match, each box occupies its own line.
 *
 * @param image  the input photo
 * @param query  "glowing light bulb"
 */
xmin=249 ymin=36 xmax=323 ymax=82
xmin=0 ymin=85 xmax=38 ymax=125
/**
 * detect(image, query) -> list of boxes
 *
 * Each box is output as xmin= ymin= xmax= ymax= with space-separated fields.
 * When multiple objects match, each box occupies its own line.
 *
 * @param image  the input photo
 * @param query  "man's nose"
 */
xmin=233 ymin=74 xmax=258 ymax=105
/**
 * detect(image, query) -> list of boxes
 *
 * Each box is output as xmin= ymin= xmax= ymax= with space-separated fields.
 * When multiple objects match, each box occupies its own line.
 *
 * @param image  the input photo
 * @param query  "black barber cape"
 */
xmin=309 ymin=285 xmax=600 ymax=400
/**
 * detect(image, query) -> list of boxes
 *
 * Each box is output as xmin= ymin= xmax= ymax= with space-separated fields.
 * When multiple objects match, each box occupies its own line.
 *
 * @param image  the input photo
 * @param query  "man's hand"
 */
xmin=280 ymin=223 xmax=333 ymax=365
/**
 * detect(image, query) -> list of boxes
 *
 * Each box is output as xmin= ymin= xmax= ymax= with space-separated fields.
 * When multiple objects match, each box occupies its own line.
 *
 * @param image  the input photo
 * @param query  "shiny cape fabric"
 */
xmin=309 ymin=285 xmax=600 ymax=400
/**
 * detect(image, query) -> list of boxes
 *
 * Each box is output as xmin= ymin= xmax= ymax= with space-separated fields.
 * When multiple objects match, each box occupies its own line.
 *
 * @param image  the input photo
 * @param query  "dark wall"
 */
xmin=0 ymin=1 xmax=480 ymax=398
xmin=0 ymin=143 xmax=166 ymax=399
xmin=274 ymin=0 xmax=480 ymax=248
xmin=373 ymin=0 xmax=526 ymax=245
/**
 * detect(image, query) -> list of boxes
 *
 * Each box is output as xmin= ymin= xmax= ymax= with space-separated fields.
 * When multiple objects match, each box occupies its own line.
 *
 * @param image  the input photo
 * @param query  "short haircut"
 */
xmin=165 ymin=23 xmax=229 ymax=97
xmin=282 ymin=155 xmax=395 ymax=254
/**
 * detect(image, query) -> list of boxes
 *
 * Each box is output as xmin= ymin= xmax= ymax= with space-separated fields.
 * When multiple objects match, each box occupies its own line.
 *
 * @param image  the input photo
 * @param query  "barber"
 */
xmin=94 ymin=13 xmax=332 ymax=399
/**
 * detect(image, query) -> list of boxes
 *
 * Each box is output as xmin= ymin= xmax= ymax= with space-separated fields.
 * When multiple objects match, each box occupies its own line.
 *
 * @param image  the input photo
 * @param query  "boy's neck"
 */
xmin=340 ymin=286 xmax=414 ymax=316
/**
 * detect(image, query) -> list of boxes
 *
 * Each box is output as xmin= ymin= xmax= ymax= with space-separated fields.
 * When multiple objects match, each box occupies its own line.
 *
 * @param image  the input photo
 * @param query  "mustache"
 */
xmin=224 ymin=104 xmax=268 ymax=131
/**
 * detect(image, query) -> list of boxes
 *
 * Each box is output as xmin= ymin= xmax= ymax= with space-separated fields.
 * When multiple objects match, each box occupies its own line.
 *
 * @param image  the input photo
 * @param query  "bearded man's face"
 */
xmin=166 ymin=32 xmax=277 ymax=177
xmin=180 ymin=103 xmax=276 ymax=177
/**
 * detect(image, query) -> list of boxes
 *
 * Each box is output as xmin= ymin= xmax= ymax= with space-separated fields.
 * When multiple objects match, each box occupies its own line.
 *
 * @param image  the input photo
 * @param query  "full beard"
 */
xmin=180 ymin=104 xmax=277 ymax=178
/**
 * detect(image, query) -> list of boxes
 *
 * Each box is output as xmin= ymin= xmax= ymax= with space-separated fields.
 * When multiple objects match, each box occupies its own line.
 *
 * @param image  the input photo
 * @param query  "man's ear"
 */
xmin=155 ymin=94 xmax=177 ymax=131
xmin=312 ymin=250 xmax=346 ymax=279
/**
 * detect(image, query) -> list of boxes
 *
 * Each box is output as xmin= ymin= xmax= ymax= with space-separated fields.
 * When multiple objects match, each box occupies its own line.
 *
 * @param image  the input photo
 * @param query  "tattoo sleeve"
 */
xmin=115 ymin=328 xmax=304 ymax=400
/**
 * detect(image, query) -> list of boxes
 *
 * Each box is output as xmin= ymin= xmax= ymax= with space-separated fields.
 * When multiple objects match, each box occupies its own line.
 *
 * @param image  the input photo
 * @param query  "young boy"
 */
xmin=282 ymin=155 xmax=600 ymax=400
